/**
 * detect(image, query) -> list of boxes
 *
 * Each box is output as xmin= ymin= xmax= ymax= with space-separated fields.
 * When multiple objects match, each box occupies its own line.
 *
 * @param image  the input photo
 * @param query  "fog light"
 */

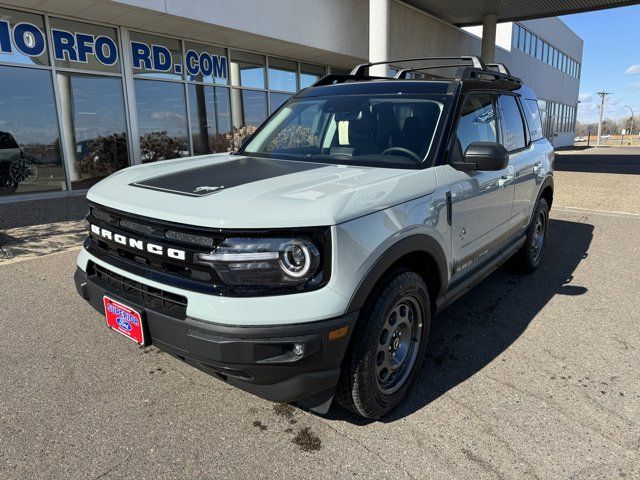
xmin=292 ymin=344 xmax=304 ymax=356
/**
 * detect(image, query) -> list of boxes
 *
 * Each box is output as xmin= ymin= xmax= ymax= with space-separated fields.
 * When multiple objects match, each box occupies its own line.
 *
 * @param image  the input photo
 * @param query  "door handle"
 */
xmin=498 ymin=174 xmax=513 ymax=187
xmin=533 ymin=162 xmax=542 ymax=174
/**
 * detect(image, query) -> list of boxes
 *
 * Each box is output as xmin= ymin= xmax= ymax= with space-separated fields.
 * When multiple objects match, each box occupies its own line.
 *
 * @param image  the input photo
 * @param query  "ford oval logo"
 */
xmin=116 ymin=316 xmax=132 ymax=331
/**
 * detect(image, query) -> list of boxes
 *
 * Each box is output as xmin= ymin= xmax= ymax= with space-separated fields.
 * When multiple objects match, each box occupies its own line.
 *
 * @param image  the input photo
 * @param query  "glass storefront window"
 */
xmin=231 ymin=89 xmax=267 ymax=127
xmin=269 ymin=92 xmax=291 ymax=113
xmin=184 ymin=41 xmax=228 ymax=85
xmin=188 ymin=84 xmax=232 ymax=155
xmin=57 ymin=73 xmax=129 ymax=189
xmin=135 ymin=79 xmax=189 ymax=162
xmin=331 ymin=67 xmax=351 ymax=76
xmin=268 ymin=57 xmax=296 ymax=93
xmin=300 ymin=63 xmax=325 ymax=89
xmin=0 ymin=8 xmax=49 ymax=67
xmin=0 ymin=65 xmax=65 ymax=196
xmin=230 ymin=50 xmax=265 ymax=88
xmin=49 ymin=18 xmax=120 ymax=74
xmin=131 ymin=32 xmax=183 ymax=81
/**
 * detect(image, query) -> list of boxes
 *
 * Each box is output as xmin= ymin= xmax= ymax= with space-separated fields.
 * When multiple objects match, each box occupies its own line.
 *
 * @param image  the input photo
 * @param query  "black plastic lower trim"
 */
xmin=74 ymin=267 xmax=357 ymax=409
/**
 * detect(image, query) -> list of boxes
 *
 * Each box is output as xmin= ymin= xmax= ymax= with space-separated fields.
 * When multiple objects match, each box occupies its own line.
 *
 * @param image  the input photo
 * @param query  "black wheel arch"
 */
xmin=537 ymin=175 xmax=554 ymax=210
xmin=346 ymin=234 xmax=448 ymax=314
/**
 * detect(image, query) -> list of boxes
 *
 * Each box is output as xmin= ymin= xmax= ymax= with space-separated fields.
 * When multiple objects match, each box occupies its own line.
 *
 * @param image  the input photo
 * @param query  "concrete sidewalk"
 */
xmin=0 ymin=196 xmax=87 ymax=263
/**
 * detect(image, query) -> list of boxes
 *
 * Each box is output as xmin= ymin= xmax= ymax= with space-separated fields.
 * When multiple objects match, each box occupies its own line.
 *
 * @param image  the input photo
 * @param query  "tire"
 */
xmin=337 ymin=269 xmax=431 ymax=419
xmin=514 ymin=197 xmax=549 ymax=273
xmin=0 ymin=175 xmax=18 ymax=195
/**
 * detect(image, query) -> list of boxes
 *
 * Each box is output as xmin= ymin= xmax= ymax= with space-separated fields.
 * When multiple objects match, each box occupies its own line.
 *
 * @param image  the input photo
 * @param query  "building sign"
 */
xmin=0 ymin=20 xmax=46 ymax=57
xmin=0 ymin=20 xmax=227 ymax=79
xmin=131 ymin=41 xmax=227 ymax=79
xmin=51 ymin=29 xmax=118 ymax=65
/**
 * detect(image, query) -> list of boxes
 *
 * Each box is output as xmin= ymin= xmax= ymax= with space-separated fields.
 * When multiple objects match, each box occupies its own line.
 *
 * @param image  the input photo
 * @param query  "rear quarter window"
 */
xmin=523 ymin=99 xmax=544 ymax=141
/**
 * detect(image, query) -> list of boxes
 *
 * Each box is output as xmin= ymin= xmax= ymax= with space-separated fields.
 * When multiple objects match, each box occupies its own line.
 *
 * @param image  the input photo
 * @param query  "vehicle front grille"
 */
xmin=86 ymin=205 xmax=223 ymax=289
xmin=87 ymin=261 xmax=188 ymax=320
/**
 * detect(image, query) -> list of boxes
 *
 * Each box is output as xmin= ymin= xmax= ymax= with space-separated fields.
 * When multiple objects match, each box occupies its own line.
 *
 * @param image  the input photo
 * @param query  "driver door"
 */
xmin=444 ymin=92 xmax=515 ymax=282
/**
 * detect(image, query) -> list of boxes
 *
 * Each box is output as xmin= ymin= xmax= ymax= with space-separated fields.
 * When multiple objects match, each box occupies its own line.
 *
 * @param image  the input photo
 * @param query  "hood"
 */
xmin=87 ymin=153 xmax=437 ymax=228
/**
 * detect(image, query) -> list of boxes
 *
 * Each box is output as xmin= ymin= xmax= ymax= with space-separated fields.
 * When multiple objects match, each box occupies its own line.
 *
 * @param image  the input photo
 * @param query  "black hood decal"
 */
xmin=131 ymin=156 xmax=326 ymax=197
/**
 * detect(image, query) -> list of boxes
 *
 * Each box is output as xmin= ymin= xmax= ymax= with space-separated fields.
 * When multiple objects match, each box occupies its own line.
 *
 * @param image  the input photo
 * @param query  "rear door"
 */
xmin=445 ymin=92 xmax=515 ymax=281
xmin=497 ymin=94 xmax=540 ymax=236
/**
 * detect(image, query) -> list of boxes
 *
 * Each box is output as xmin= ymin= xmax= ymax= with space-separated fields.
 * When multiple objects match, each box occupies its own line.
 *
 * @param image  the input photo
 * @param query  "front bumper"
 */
xmin=74 ymin=267 xmax=357 ymax=412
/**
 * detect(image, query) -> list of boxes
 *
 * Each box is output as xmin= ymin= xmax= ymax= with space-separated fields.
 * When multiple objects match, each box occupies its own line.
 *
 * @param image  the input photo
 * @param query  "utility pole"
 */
xmin=596 ymin=91 xmax=611 ymax=146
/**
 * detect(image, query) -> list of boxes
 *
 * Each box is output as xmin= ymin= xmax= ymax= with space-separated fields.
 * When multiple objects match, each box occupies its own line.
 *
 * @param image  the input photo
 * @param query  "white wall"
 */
xmin=112 ymin=0 xmax=370 ymax=62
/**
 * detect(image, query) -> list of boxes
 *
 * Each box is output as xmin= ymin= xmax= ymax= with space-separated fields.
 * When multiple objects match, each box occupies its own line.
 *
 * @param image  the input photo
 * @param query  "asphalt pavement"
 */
xmin=0 ymin=148 xmax=639 ymax=479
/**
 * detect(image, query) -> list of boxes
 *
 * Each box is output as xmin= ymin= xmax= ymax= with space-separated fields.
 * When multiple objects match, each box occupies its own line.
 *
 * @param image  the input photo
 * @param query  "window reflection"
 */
xmin=230 ymin=50 xmax=265 ymax=88
xmin=135 ymin=79 xmax=189 ymax=162
xmin=231 ymin=89 xmax=267 ymax=127
xmin=0 ymin=65 xmax=64 ymax=196
xmin=300 ymin=63 xmax=325 ymax=89
xmin=269 ymin=92 xmax=290 ymax=113
xmin=57 ymin=73 xmax=129 ymax=189
xmin=188 ymin=84 xmax=232 ymax=154
xmin=268 ymin=57 xmax=296 ymax=93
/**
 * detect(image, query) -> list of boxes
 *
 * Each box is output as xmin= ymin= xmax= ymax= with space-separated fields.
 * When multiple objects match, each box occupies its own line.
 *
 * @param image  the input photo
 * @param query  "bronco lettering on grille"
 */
xmin=89 ymin=223 xmax=187 ymax=261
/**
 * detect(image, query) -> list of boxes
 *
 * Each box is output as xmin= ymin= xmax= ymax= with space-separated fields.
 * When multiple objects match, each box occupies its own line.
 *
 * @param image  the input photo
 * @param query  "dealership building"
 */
xmin=0 ymin=0 xmax=623 ymax=203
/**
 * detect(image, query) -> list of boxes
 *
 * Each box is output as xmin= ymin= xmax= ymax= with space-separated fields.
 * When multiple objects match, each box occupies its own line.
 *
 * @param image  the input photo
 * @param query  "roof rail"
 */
xmin=310 ymin=57 xmax=522 ymax=88
xmin=394 ymin=63 xmax=475 ymax=79
xmin=485 ymin=63 xmax=511 ymax=75
xmin=350 ymin=56 xmax=484 ymax=77
xmin=465 ymin=67 xmax=522 ymax=84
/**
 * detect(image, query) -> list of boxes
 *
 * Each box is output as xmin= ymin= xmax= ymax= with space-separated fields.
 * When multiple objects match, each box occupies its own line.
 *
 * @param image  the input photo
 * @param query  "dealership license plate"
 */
xmin=103 ymin=296 xmax=146 ymax=346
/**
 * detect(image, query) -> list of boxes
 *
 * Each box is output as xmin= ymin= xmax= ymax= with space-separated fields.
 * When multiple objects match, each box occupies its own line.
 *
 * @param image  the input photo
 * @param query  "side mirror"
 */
xmin=451 ymin=142 xmax=509 ymax=171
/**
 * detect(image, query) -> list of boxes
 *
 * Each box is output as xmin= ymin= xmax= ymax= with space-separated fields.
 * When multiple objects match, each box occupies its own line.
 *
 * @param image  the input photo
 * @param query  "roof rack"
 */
xmin=310 ymin=56 xmax=522 ymax=87
xmin=350 ymin=56 xmax=484 ymax=77
xmin=485 ymin=63 xmax=511 ymax=75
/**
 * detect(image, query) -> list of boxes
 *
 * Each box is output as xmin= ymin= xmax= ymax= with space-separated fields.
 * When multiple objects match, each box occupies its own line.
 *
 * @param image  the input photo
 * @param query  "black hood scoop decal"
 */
xmin=131 ymin=156 xmax=325 ymax=197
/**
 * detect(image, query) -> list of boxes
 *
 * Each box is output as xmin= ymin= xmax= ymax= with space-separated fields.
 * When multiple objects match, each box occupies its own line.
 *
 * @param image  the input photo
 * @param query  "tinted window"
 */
xmin=498 ymin=95 xmax=526 ymax=151
xmin=268 ymin=57 xmax=296 ymax=93
xmin=0 ymin=65 xmax=65 ymax=196
xmin=230 ymin=50 xmax=265 ymax=89
xmin=188 ymin=84 xmax=231 ymax=155
xmin=232 ymin=89 xmax=267 ymax=127
xmin=269 ymin=92 xmax=291 ymax=113
xmin=300 ymin=63 xmax=325 ymax=89
xmin=135 ymin=79 xmax=189 ymax=162
xmin=523 ymin=99 xmax=544 ymax=141
xmin=57 ymin=73 xmax=129 ymax=189
xmin=455 ymin=93 xmax=498 ymax=156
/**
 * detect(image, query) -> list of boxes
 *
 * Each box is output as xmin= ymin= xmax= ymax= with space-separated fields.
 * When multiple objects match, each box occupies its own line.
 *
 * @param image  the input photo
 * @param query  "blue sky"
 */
xmin=560 ymin=5 xmax=640 ymax=124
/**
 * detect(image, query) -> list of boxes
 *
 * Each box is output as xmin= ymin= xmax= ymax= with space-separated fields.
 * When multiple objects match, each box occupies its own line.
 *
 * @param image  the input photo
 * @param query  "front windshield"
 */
xmin=242 ymin=93 xmax=446 ymax=168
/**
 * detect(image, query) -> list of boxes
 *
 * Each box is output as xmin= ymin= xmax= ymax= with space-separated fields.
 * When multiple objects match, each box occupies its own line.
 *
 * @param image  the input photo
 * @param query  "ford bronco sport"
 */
xmin=74 ymin=57 xmax=553 ymax=419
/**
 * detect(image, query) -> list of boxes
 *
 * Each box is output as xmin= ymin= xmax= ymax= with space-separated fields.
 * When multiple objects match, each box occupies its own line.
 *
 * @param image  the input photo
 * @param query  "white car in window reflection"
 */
xmin=0 ymin=131 xmax=38 ymax=194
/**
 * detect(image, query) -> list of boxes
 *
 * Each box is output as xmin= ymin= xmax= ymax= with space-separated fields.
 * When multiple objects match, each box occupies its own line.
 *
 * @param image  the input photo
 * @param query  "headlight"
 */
xmin=194 ymin=237 xmax=322 ymax=288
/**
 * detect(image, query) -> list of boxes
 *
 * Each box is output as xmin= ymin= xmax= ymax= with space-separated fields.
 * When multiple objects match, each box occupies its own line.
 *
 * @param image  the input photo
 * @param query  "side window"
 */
xmin=454 ymin=93 xmax=498 ymax=158
xmin=498 ymin=95 xmax=526 ymax=151
xmin=523 ymin=99 xmax=544 ymax=141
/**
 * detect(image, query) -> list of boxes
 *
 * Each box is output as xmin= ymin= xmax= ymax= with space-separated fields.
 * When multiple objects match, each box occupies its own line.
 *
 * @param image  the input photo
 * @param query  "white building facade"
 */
xmin=0 ymin=0 xmax=582 ymax=203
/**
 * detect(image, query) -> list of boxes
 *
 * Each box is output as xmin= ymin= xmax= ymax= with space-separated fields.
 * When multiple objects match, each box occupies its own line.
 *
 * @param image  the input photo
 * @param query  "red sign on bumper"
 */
xmin=103 ymin=296 xmax=145 ymax=345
